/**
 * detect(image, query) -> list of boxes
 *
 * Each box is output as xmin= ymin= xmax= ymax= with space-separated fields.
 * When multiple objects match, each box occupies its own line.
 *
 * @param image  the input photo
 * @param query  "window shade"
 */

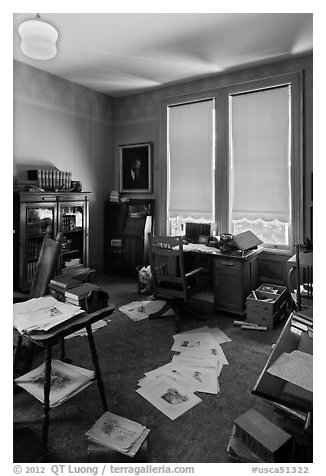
xmin=167 ymin=99 xmax=214 ymax=221
xmin=230 ymin=86 xmax=291 ymax=223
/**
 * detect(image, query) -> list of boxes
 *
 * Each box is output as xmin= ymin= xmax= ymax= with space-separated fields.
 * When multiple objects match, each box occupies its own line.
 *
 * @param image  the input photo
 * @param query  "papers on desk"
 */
xmin=86 ymin=412 xmax=150 ymax=458
xmin=13 ymin=295 xmax=84 ymax=334
xmin=136 ymin=325 xmax=231 ymax=418
xmin=267 ymin=350 xmax=313 ymax=393
xmin=15 ymin=360 xmax=95 ymax=407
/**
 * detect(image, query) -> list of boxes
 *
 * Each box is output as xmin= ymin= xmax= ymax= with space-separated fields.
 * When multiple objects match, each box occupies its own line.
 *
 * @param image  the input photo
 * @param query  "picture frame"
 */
xmin=119 ymin=142 xmax=152 ymax=193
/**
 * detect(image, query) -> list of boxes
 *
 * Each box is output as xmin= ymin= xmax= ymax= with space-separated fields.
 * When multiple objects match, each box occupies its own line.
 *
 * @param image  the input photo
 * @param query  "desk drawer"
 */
xmin=214 ymin=258 xmax=241 ymax=271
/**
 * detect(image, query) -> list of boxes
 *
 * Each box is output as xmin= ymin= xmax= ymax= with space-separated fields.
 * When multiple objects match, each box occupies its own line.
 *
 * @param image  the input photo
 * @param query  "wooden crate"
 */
xmin=234 ymin=409 xmax=293 ymax=462
xmin=246 ymin=284 xmax=288 ymax=328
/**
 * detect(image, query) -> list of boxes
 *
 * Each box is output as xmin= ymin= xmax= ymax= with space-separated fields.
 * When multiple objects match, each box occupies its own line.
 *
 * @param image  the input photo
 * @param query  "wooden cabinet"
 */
xmin=14 ymin=191 xmax=91 ymax=292
xmin=104 ymin=199 xmax=154 ymax=274
xmin=213 ymin=250 xmax=260 ymax=315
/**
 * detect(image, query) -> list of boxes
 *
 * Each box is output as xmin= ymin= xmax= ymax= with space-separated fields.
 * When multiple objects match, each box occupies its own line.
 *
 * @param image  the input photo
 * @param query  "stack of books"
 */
xmin=27 ymin=169 xmax=72 ymax=191
xmin=64 ymin=258 xmax=81 ymax=269
xmin=86 ymin=412 xmax=150 ymax=459
xmin=49 ymin=274 xmax=80 ymax=301
xmin=227 ymin=409 xmax=293 ymax=463
xmin=109 ymin=191 xmax=120 ymax=202
xmin=291 ymin=307 xmax=313 ymax=332
xmin=65 ymin=282 xmax=101 ymax=306
xmin=15 ymin=360 xmax=95 ymax=408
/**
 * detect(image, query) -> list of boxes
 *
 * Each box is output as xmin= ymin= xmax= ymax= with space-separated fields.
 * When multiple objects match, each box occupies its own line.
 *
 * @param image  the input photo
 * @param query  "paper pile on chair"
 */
xmin=86 ymin=412 xmax=150 ymax=458
xmin=136 ymin=325 xmax=231 ymax=419
xmin=118 ymin=300 xmax=174 ymax=321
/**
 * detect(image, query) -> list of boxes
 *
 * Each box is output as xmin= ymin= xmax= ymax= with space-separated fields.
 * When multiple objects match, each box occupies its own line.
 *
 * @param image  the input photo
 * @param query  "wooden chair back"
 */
xmin=148 ymin=235 xmax=188 ymax=301
xmin=29 ymin=226 xmax=64 ymax=299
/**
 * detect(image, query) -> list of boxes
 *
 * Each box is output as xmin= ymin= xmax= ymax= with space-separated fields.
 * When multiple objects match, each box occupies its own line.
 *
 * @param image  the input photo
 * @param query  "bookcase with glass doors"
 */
xmin=13 ymin=191 xmax=91 ymax=292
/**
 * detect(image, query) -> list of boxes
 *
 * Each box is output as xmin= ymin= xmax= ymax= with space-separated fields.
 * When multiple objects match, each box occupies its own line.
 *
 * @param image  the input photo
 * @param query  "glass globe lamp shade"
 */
xmin=18 ymin=16 xmax=58 ymax=60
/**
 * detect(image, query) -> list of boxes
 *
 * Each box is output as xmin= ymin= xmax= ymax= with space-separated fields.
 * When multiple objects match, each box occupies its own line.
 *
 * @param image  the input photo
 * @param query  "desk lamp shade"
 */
xmin=18 ymin=14 xmax=58 ymax=60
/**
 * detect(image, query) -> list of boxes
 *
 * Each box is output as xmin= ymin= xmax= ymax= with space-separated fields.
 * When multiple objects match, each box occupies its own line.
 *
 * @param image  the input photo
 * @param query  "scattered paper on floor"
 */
xmin=119 ymin=300 xmax=174 ymax=321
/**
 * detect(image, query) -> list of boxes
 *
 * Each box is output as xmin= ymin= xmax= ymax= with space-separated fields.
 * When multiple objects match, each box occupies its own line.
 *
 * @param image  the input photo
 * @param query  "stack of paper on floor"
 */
xmin=119 ymin=300 xmax=174 ymax=321
xmin=86 ymin=412 xmax=149 ymax=458
xmin=13 ymin=296 xmax=84 ymax=334
xmin=136 ymin=325 xmax=231 ymax=419
xmin=15 ymin=360 xmax=95 ymax=407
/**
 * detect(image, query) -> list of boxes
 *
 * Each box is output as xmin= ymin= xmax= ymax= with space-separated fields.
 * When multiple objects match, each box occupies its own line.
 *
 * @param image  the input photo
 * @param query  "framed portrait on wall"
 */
xmin=119 ymin=142 xmax=152 ymax=193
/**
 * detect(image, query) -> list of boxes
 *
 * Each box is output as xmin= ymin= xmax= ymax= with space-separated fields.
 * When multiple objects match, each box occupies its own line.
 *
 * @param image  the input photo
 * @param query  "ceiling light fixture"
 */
xmin=18 ymin=13 xmax=58 ymax=60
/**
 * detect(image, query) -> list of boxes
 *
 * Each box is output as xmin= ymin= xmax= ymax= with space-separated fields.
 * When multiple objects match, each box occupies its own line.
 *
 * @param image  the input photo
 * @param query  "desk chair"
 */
xmin=13 ymin=226 xmax=64 ymax=375
xmin=148 ymin=234 xmax=205 ymax=332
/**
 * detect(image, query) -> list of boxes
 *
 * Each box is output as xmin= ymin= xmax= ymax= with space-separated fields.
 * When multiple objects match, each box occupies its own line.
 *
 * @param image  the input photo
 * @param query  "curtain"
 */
xmin=230 ymin=85 xmax=291 ymax=223
xmin=168 ymin=99 xmax=215 ymax=221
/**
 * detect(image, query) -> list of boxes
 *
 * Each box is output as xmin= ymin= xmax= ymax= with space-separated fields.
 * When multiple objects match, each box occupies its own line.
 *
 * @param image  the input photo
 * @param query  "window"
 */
xmin=229 ymin=85 xmax=292 ymax=248
xmin=167 ymin=99 xmax=215 ymax=235
xmin=162 ymin=72 xmax=302 ymax=251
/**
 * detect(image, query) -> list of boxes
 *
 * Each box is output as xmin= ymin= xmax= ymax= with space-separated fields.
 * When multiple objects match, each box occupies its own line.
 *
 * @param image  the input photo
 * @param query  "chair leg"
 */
xmin=59 ymin=338 xmax=72 ymax=363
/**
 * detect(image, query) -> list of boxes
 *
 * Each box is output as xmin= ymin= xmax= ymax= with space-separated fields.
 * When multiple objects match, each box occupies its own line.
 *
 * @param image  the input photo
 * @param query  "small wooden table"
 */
xmin=14 ymin=304 xmax=115 ymax=456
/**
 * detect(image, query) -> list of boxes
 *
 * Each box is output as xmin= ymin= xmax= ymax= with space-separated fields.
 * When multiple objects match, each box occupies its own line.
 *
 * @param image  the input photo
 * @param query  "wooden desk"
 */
xmin=183 ymin=244 xmax=262 ymax=315
xmin=14 ymin=304 xmax=115 ymax=456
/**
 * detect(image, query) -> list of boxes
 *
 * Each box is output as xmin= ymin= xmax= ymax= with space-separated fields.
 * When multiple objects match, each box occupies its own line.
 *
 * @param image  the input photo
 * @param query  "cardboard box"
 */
xmin=246 ymin=284 xmax=288 ymax=329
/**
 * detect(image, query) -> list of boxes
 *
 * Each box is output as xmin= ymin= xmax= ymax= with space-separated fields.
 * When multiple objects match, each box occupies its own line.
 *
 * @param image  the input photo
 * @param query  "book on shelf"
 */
xmin=15 ymin=360 xmax=95 ymax=408
xmin=86 ymin=412 xmax=149 ymax=458
xmin=64 ymin=258 xmax=81 ymax=268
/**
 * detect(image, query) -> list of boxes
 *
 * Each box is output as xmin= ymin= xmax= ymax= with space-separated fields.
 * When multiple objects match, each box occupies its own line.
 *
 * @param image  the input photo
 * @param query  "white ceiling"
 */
xmin=13 ymin=12 xmax=313 ymax=98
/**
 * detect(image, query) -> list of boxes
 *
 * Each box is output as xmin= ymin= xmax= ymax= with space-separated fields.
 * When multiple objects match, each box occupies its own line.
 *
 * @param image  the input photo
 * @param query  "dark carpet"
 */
xmin=13 ymin=273 xmax=286 ymax=463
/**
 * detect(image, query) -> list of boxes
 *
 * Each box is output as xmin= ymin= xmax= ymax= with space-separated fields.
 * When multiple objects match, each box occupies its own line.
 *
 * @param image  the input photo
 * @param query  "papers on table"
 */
xmin=13 ymin=295 xmax=84 ymax=334
xmin=86 ymin=412 xmax=150 ymax=457
xmin=119 ymin=300 xmax=174 ymax=321
xmin=267 ymin=350 xmax=313 ymax=393
xmin=136 ymin=325 xmax=231 ymax=419
xmin=15 ymin=360 xmax=95 ymax=408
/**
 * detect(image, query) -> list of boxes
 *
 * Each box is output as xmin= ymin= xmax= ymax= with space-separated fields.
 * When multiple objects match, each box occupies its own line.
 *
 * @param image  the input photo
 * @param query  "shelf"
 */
xmin=62 ymin=249 xmax=80 ymax=256
xmin=62 ymin=228 xmax=83 ymax=234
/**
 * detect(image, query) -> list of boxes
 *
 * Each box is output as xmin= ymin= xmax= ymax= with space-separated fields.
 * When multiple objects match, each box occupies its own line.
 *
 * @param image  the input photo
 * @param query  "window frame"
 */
xmin=159 ymin=71 xmax=303 ymax=253
xmin=225 ymin=72 xmax=303 ymax=252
